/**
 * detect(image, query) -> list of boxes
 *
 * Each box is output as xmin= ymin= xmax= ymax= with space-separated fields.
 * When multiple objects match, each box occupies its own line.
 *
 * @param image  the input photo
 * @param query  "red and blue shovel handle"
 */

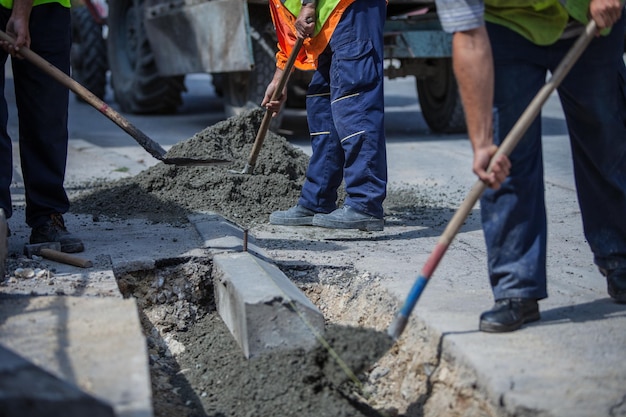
xmin=387 ymin=19 xmax=597 ymax=341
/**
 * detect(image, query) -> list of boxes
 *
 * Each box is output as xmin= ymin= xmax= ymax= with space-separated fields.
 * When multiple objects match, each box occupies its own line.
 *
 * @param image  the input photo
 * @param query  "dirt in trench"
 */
xmin=117 ymin=259 xmax=396 ymax=417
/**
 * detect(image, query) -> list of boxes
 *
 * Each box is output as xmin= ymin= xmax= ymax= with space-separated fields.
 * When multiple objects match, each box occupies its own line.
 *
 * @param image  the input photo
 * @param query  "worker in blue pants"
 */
xmin=479 ymin=14 xmax=626 ymax=320
xmin=266 ymin=0 xmax=387 ymax=232
xmin=434 ymin=0 xmax=626 ymax=332
xmin=0 ymin=0 xmax=84 ymax=253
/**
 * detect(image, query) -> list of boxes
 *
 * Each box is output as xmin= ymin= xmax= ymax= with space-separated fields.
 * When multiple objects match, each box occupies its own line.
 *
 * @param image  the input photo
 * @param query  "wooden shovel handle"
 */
xmin=0 ymin=29 xmax=168 ymax=161
xmin=40 ymin=248 xmax=93 ymax=269
xmin=244 ymin=37 xmax=305 ymax=172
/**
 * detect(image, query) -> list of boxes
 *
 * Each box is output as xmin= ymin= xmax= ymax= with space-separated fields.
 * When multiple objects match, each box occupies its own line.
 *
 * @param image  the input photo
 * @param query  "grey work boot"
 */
xmin=269 ymin=205 xmax=317 ymax=226
xmin=0 ymin=209 xmax=7 ymax=280
xmin=312 ymin=205 xmax=384 ymax=232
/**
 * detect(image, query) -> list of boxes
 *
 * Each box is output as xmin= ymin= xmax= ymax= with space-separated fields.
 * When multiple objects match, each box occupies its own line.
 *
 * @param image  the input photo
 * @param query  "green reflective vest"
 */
xmin=0 ymin=0 xmax=71 ymax=9
xmin=282 ymin=0 xmax=341 ymax=37
xmin=484 ymin=0 xmax=608 ymax=45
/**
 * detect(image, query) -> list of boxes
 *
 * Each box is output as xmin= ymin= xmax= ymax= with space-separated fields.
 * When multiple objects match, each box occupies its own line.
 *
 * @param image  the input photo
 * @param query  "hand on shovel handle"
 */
xmin=239 ymin=37 xmax=305 ymax=174
xmin=387 ymin=19 xmax=598 ymax=341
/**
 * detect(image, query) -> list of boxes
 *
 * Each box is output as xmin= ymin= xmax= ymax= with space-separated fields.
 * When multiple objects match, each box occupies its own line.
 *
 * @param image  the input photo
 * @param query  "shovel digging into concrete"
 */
xmin=0 ymin=30 xmax=230 ymax=167
xmin=387 ymin=19 xmax=598 ymax=341
xmin=231 ymin=37 xmax=304 ymax=174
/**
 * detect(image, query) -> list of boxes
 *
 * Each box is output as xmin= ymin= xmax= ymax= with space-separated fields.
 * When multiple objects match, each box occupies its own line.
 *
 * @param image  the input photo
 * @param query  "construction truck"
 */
xmin=70 ymin=0 xmax=464 ymax=133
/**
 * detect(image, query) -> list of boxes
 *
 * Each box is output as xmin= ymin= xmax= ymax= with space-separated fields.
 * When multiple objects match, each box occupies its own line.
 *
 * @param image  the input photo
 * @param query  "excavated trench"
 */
xmin=114 ymin=258 xmax=394 ymax=416
xmin=112 ymin=257 xmax=495 ymax=417
xmin=70 ymin=109 xmax=496 ymax=416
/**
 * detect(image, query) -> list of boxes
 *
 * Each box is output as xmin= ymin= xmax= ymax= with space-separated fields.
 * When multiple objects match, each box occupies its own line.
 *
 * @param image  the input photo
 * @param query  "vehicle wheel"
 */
xmin=416 ymin=58 xmax=466 ymax=134
xmin=71 ymin=6 xmax=107 ymax=100
xmin=107 ymin=0 xmax=184 ymax=114
xmin=221 ymin=10 xmax=284 ymax=130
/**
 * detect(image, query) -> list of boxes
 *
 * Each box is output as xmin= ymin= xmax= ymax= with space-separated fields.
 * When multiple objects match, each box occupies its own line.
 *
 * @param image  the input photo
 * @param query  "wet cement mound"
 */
xmin=178 ymin=318 xmax=393 ymax=417
xmin=71 ymin=108 xmax=310 ymax=228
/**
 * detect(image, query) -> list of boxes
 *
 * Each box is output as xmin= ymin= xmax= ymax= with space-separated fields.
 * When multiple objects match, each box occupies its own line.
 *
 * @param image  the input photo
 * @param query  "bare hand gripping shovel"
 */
xmin=0 ymin=30 xmax=229 ymax=167
xmin=387 ymin=20 xmax=598 ymax=341
xmin=232 ymin=37 xmax=304 ymax=174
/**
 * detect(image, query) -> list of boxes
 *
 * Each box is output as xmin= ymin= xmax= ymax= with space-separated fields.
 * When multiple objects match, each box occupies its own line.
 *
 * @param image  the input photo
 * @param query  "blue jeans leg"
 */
xmin=484 ymin=17 xmax=626 ymax=300
xmin=483 ymin=22 xmax=549 ymax=300
xmin=557 ymin=14 xmax=626 ymax=271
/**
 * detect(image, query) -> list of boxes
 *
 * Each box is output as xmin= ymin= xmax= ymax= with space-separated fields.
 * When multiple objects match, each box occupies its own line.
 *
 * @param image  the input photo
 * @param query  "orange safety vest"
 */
xmin=268 ymin=0 xmax=355 ymax=71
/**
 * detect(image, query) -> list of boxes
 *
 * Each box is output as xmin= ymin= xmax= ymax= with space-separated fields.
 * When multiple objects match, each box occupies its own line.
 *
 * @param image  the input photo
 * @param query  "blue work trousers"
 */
xmin=0 ymin=4 xmax=71 ymax=227
xmin=298 ymin=0 xmax=387 ymax=218
xmin=483 ymin=17 xmax=626 ymax=300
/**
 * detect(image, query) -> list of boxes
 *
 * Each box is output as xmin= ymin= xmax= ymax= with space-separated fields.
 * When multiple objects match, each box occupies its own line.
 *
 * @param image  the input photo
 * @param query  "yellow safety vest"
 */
xmin=0 ymin=0 xmax=71 ymax=8
xmin=484 ymin=0 xmax=609 ymax=45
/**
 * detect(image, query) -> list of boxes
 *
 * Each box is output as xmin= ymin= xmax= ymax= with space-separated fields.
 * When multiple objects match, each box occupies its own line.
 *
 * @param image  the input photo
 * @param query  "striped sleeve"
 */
xmin=435 ymin=0 xmax=485 ymax=33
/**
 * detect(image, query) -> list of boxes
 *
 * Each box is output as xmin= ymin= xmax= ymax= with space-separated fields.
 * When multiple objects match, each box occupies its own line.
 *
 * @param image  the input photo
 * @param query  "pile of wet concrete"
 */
xmin=72 ymin=108 xmax=311 ymax=228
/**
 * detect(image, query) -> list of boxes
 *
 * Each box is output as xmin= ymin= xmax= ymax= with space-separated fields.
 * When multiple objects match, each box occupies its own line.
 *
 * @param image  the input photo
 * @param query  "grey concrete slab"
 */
xmin=0 ymin=345 xmax=116 ymax=417
xmin=0 ymin=296 xmax=152 ymax=417
xmin=213 ymin=251 xmax=325 ymax=358
xmin=189 ymin=210 xmax=267 ymax=257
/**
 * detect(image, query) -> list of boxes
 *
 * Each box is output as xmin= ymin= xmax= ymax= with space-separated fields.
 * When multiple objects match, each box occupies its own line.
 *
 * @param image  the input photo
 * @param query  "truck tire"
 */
xmin=220 ymin=11 xmax=284 ymax=129
xmin=107 ymin=0 xmax=184 ymax=114
xmin=416 ymin=58 xmax=466 ymax=134
xmin=70 ymin=6 xmax=107 ymax=100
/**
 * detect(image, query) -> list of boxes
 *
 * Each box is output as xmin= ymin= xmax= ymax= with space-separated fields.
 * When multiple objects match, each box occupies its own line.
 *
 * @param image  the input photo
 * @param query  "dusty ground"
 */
xmin=61 ymin=109 xmax=451 ymax=416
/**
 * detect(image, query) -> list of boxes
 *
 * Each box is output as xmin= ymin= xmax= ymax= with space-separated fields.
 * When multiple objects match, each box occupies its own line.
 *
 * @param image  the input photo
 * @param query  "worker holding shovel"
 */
xmin=264 ymin=0 xmax=388 ymax=232
xmin=0 ymin=0 xmax=84 ymax=253
xmin=437 ymin=0 xmax=626 ymax=332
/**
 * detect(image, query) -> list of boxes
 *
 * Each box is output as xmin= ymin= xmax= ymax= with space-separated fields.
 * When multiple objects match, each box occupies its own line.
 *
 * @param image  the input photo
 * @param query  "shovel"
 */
xmin=387 ymin=19 xmax=598 ymax=341
xmin=0 ymin=30 xmax=230 ymax=167
xmin=232 ymin=37 xmax=304 ymax=174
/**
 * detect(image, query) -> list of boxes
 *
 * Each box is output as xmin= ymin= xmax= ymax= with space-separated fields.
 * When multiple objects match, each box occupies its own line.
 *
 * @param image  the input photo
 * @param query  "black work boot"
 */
xmin=479 ymin=298 xmax=540 ymax=333
xmin=30 ymin=213 xmax=85 ymax=253
xmin=312 ymin=205 xmax=384 ymax=232
xmin=599 ymin=267 xmax=626 ymax=304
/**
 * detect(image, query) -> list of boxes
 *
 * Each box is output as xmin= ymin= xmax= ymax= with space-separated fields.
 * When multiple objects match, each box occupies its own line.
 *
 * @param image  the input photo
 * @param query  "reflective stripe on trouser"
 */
xmin=482 ymin=16 xmax=626 ymax=300
xmin=298 ymin=0 xmax=387 ymax=218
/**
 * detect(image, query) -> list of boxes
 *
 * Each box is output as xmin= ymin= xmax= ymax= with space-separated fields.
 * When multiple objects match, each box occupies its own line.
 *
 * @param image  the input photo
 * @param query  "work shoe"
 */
xmin=599 ymin=267 xmax=626 ymax=304
xmin=269 ymin=205 xmax=317 ymax=226
xmin=312 ymin=205 xmax=384 ymax=232
xmin=30 ymin=213 xmax=85 ymax=253
xmin=479 ymin=298 xmax=540 ymax=333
